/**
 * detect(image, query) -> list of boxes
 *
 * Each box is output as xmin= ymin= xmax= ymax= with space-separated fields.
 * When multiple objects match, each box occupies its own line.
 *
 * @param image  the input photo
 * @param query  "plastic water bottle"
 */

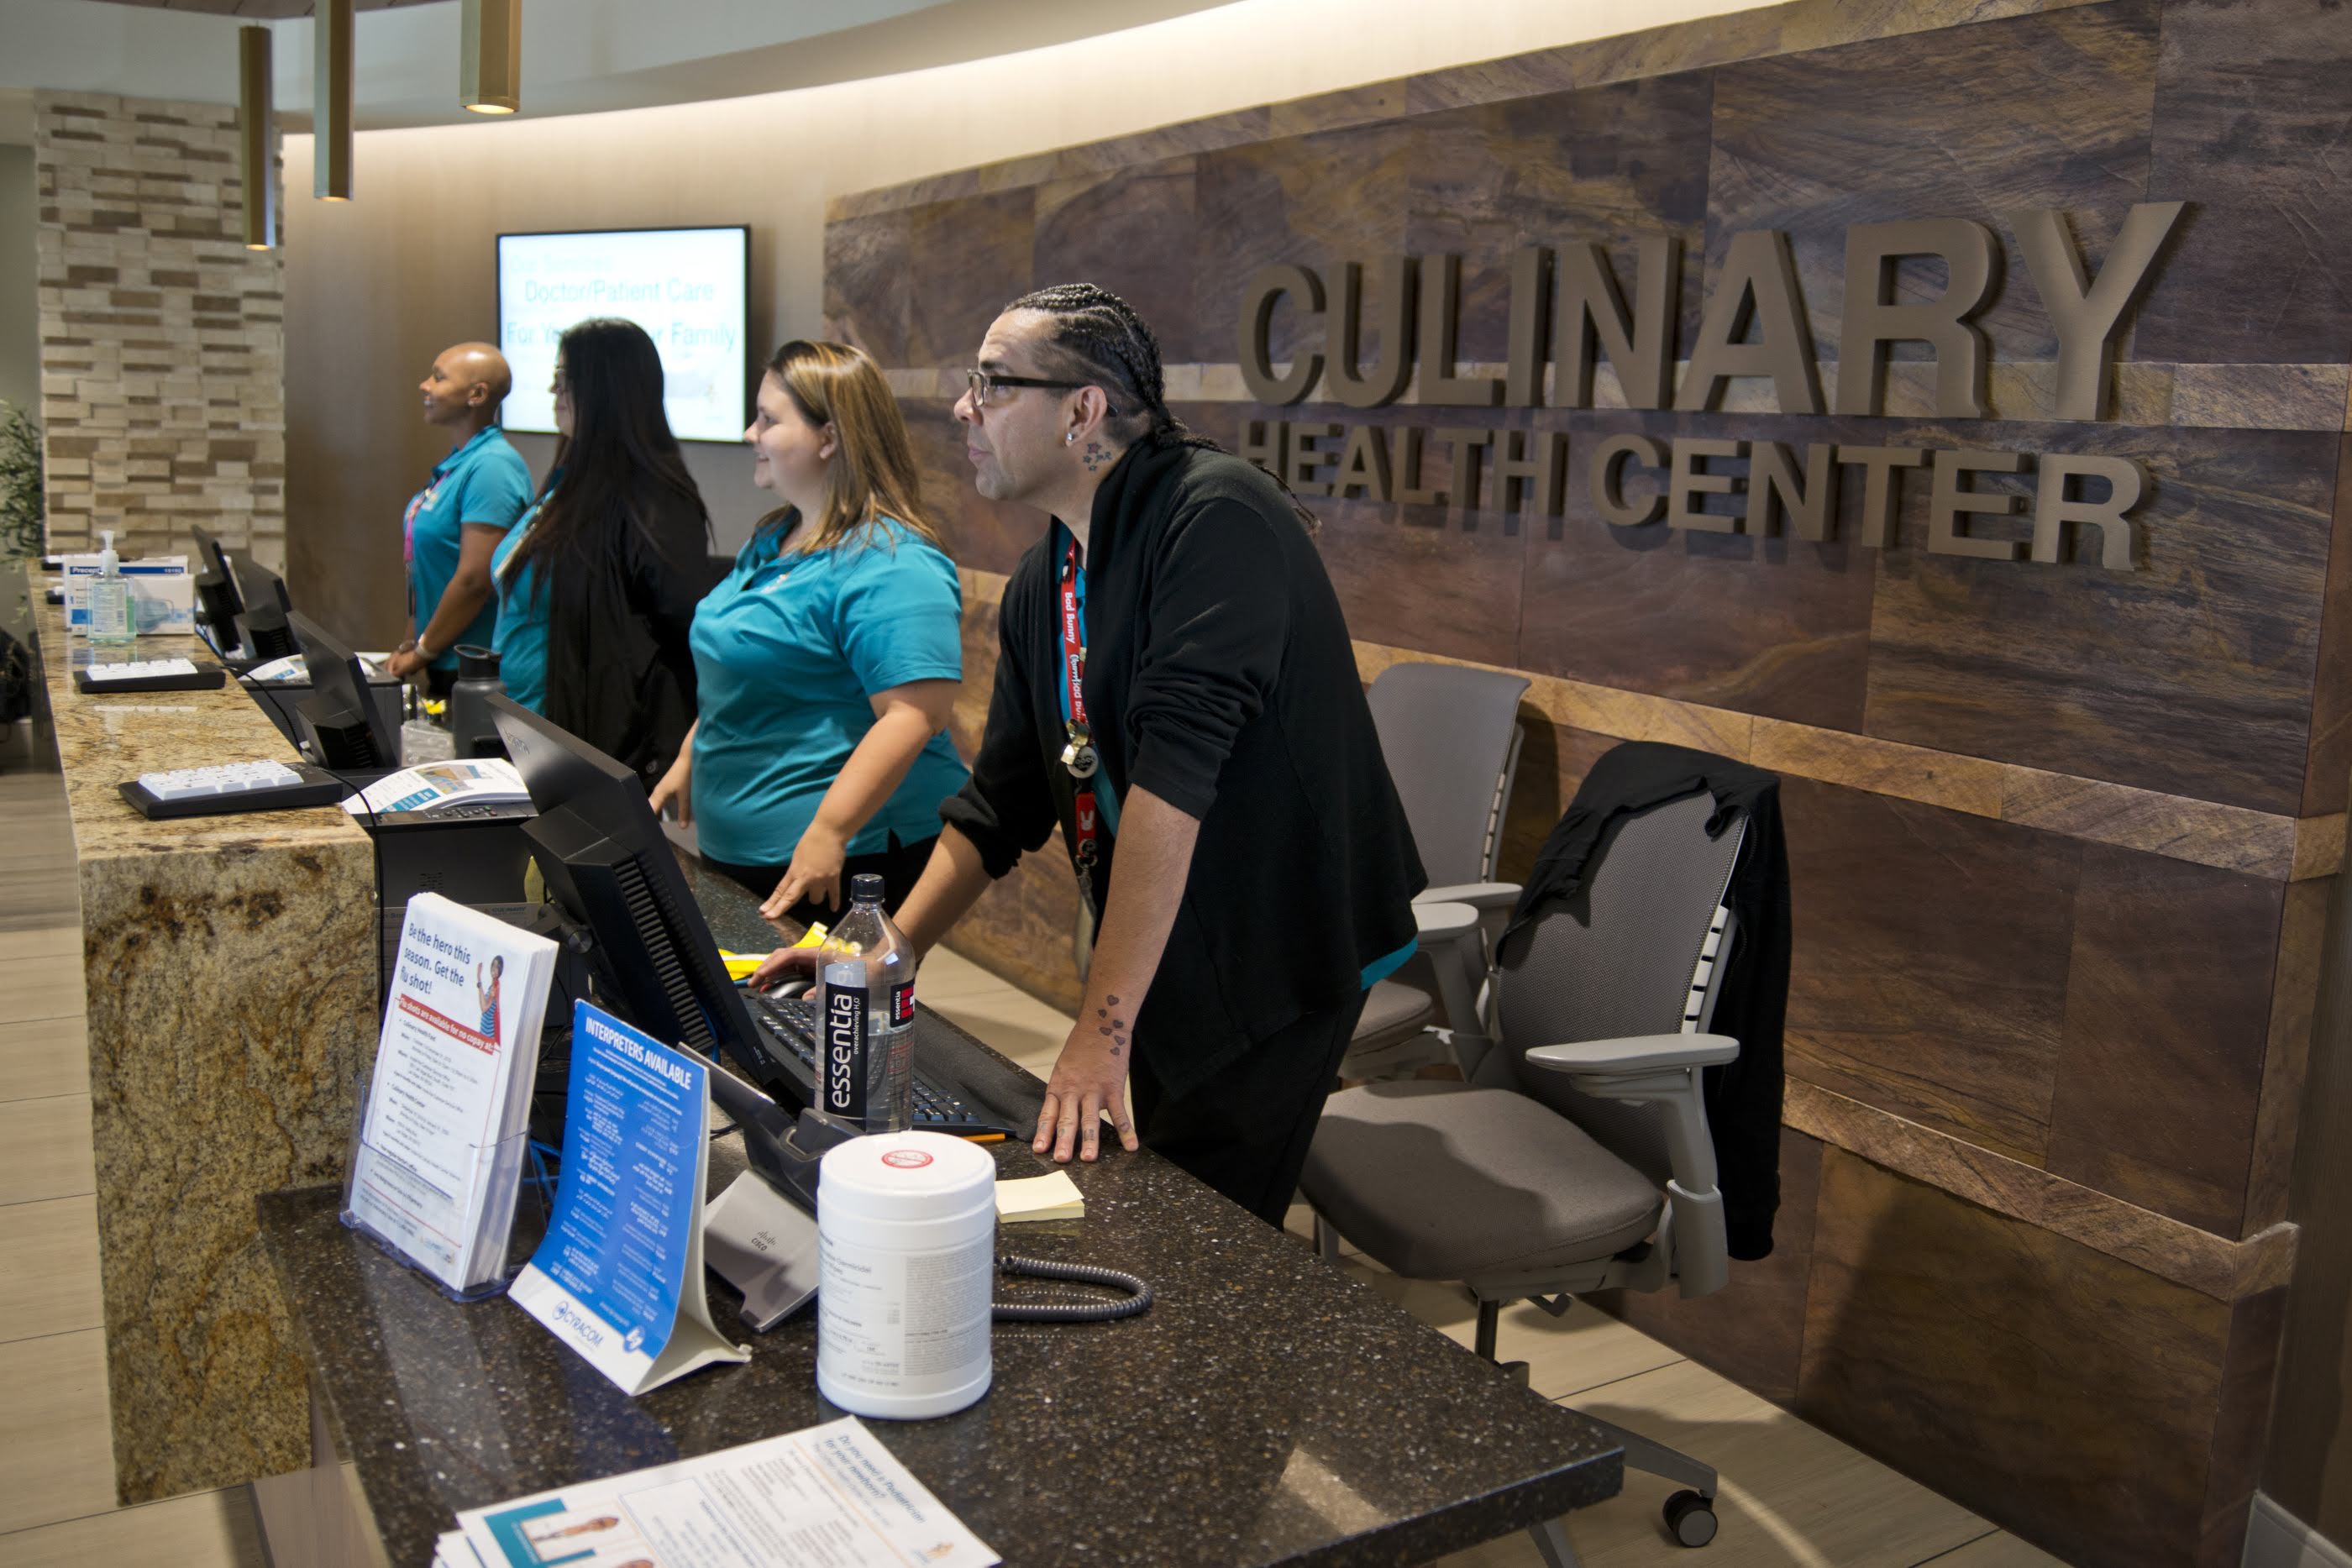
xmin=88 ymin=530 xmax=135 ymax=647
xmin=816 ymin=873 xmax=918 ymax=1133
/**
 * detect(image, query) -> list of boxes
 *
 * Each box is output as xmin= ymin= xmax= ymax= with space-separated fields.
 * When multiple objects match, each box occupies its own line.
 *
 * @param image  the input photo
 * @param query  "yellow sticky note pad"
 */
xmin=995 ymin=1171 xmax=1085 ymax=1223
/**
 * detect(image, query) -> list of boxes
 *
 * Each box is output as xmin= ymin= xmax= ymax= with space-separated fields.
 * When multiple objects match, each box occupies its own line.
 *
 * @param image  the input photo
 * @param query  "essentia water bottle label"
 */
xmin=890 ymin=979 xmax=915 ymax=1030
xmin=822 ymin=962 xmax=868 ymax=1121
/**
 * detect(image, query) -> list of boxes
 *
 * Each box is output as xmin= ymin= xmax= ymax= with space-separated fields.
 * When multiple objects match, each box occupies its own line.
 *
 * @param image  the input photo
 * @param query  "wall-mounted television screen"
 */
xmin=496 ymin=225 xmax=750 ymax=443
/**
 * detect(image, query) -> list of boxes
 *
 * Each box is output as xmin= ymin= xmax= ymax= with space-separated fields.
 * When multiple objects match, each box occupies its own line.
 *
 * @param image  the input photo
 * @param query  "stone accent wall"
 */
xmin=33 ymin=90 xmax=285 ymax=568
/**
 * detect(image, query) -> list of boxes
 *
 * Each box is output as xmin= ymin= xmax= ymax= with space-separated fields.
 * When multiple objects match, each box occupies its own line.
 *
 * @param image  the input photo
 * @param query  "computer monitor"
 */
xmin=189 ymin=526 xmax=244 ymax=655
xmin=226 ymin=548 xmax=298 ymax=660
xmin=487 ymin=694 xmax=805 ymax=1113
xmin=286 ymin=611 xmax=397 ymax=771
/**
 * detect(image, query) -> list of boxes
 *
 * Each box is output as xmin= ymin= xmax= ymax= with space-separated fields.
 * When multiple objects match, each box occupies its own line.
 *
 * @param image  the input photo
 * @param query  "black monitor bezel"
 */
xmin=486 ymin=694 xmax=795 ymax=1109
xmin=188 ymin=525 xmax=244 ymax=643
xmin=286 ymin=610 xmax=396 ymax=769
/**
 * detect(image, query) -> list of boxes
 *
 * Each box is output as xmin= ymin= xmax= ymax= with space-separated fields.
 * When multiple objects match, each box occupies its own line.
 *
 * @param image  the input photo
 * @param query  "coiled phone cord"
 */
xmin=992 ymin=1255 xmax=1153 ymax=1322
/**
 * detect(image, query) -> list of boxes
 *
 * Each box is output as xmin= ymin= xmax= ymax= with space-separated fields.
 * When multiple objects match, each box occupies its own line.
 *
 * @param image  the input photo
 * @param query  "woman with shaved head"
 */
xmin=387 ymin=340 xmax=533 ymax=695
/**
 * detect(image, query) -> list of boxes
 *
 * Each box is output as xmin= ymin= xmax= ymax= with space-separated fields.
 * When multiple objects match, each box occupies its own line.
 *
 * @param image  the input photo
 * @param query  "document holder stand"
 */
xmin=703 ymin=1171 xmax=823 ymax=1332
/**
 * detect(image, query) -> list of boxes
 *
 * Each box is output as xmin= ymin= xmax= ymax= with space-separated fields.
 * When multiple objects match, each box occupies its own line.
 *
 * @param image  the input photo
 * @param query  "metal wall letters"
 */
xmin=1231 ymin=202 xmax=2188 ymax=569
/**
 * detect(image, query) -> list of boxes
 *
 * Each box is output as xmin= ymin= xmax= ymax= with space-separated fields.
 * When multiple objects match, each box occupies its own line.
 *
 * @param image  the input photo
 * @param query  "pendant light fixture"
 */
xmin=314 ymin=0 xmax=354 ymax=201
xmin=239 ymin=24 xmax=275 ymax=249
xmin=461 ymin=0 xmax=522 ymax=115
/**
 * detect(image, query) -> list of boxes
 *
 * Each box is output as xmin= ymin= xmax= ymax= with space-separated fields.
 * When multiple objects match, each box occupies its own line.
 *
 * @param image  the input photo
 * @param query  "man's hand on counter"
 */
xmin=1034 ymin=1013 xmax=1141 ymax=1166
xmin=385 ymin=642 xmax=430 ymax=680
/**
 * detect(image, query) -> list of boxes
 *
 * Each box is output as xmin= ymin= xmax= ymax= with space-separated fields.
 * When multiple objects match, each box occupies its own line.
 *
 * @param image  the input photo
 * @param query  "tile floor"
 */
xmin=0 ymin=753 xmax=2067 ymax=1566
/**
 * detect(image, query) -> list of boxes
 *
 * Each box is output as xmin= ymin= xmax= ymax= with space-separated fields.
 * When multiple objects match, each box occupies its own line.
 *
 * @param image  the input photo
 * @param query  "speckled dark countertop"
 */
xmin=257 ymin=872 xmax=1620 ymax=1567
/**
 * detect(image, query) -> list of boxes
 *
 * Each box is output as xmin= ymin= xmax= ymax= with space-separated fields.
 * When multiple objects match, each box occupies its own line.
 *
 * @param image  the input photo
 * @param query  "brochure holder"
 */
xmin=342 ymin=893 xmax=557 ymax=1301
xmin=342 ymin=1128 xmax=536 ymax=1303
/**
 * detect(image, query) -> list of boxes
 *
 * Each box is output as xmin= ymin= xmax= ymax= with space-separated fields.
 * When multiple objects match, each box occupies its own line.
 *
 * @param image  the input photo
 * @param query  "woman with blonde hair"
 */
xmin=650 ymin=339 xmax=967 ymax=926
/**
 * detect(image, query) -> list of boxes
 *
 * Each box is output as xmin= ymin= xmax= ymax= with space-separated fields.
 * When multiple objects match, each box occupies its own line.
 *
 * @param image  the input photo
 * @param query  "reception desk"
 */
xmin=255 ymin=871 xmax=1621 ymax=1568
xmin=25 ymin=570 xmax=379 ymax=1502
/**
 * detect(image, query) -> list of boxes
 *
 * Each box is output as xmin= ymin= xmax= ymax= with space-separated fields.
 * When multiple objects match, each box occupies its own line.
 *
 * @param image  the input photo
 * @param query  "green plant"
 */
xmin=0 ymin=402 xmax=42 ymax=561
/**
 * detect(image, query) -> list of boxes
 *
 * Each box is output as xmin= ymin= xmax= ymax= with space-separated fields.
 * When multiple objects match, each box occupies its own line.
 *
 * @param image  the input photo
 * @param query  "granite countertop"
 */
xmin=261 ymin=876 xmax=1621 ymax=1567
xmin=24 ymin=575 xmax=370 ymax=864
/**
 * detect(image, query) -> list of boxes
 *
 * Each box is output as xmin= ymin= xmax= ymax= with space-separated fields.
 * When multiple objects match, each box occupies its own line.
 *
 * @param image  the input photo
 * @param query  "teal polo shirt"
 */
xmin=689 ymin=519 xmax=969 ymax=868
xmin=404 ymin=425 xmax=533 ymax=673
xmin=488 ymin=475 xmax=559 ymax=713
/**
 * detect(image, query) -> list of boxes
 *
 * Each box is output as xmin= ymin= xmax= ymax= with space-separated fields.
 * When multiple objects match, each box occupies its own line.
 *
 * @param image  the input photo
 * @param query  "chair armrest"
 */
xmin=1417 ymin=882 xmax=1520 ymax=911
xmin=1413 ymin=900 xmax=1482 ymax=943
xmin=1524 ymin=1033 xmax=1739 ymax=1074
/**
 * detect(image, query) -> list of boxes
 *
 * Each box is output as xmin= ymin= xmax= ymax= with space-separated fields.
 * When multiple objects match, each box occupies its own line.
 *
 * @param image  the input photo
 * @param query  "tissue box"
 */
xmin=63 ymin=554 xmax=196 ymax=636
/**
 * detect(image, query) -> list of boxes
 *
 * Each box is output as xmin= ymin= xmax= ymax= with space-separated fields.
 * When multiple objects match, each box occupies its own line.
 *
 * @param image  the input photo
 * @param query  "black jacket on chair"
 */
xmin=1504 ymin=742 xmax=1790 ymax=1261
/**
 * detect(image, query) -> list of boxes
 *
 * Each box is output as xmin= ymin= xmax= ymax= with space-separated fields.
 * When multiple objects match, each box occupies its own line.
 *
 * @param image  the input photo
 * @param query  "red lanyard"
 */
xmin=1060 ymin=540 xmax=1100 ymax=874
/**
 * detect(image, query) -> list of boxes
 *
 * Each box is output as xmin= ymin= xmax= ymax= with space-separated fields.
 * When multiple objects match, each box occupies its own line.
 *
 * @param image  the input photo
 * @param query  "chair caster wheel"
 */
xmin=1663 ymin=1490 xmax=1717 ymax=1547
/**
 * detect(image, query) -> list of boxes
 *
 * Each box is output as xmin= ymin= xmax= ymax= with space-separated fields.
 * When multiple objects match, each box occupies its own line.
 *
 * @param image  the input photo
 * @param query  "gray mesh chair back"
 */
xmin=1480 ymin=791 xmax=1746 ymax=1187
xmin=1366 ymin=663 xmax=1529 ymax=884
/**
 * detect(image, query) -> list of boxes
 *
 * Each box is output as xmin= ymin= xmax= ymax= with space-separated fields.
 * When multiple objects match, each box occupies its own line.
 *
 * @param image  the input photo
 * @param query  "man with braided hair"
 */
xmin=764 ymin=283 xmax=1424 ymax=1224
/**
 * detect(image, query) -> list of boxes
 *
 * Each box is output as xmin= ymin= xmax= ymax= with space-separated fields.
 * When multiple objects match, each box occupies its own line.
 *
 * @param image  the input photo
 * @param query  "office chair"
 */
xmin=1302 ymin=788 xmax=1748 ymax=1562
xmin=1350 ymin=662 xmax=1530 ymax=1071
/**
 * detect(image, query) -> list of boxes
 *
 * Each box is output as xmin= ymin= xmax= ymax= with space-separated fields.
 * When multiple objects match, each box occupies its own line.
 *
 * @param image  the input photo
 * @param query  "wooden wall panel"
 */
xmin=1798 ymin=1147 xmax=2232 ymax=1568
xmin=1781 ymin=777 xmax=2079 ymax=1162
xmin=1193 ymin=126 xmax=1413 ymax=369
xmin=902 ymin=189 xmax=1036 ymax=370
xmin=2044 ymin=846 xmax=2281 ymax=1232
xmin=1401 ymin=74 xmax=1716 ymax=363
xmin=1034 ymin=158 xmax=1205 ymax=362
xmin=1703 ymin=1 xmax=2160 ymax=369
xmin=2302 ymin=433 xmax=2352 ymax=817
xmin=822 ymin=207 xmax=913 ymax=366
xmin=1520 ymin=409 xmax=1882 ymax=732
xmin=2136 ymin=0 xmax=2352 ymax=365
xmin=1860 ymin=421 xmax=2336 ymax=816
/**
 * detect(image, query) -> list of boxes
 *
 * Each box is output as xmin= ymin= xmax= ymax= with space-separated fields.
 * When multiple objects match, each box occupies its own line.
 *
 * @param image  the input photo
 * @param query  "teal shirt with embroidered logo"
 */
xmin=689 ymin=519 xmax=969 ymax=867
xmin=403 ymin=425 xmax=533 ymax=673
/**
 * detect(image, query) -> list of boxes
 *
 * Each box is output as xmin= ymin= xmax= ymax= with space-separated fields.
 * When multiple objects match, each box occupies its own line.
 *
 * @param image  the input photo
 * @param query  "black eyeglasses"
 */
xmin=963 ymin=368 xmax=1120 ymax=414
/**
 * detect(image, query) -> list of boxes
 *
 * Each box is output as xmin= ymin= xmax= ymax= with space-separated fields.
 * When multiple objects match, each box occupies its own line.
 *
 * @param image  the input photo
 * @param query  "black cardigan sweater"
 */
xmin=942 ymin=440 xmax=1425 ymax=1099
xmin=533 ymin=483 xmax=720 ymax=789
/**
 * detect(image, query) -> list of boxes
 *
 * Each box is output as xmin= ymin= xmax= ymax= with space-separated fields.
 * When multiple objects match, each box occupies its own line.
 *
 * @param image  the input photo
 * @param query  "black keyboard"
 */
xmin=746 ymin=991 xmax=1015 ymax=1138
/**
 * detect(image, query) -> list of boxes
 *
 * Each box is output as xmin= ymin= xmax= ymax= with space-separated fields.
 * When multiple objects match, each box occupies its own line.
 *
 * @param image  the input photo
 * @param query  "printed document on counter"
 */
xmin=344 ymin=893 xmax=554 ymax=1296
xmin=454 ymin=1416 xmax=998 ymax=1568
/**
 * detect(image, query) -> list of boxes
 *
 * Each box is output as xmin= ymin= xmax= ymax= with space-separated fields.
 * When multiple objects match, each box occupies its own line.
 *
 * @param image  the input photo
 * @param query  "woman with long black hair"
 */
xmin=491 ymin=317 xmax=719 ymax=786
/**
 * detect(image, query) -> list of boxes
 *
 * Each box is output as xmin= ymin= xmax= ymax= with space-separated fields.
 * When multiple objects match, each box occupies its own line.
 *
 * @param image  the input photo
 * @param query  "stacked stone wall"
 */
xmin=34 ymin=90 xmax=285 ymax=566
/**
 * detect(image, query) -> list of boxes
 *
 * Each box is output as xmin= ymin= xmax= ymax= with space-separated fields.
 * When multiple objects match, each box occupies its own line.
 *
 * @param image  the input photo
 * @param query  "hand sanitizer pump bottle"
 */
xmin=88 ymin=530 xmax=136 ymax=647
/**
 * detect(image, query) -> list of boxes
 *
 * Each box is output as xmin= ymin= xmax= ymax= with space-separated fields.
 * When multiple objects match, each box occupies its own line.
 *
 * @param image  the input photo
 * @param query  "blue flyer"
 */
xmin=509 ymin=1001 xmax=748 ymax=1394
